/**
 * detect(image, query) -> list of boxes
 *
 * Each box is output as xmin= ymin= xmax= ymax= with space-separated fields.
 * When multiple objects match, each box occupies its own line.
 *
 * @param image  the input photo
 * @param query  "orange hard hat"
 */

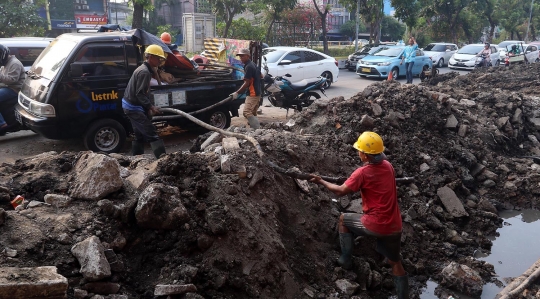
xmin=160 ymin=32 xmax=172 ymax=44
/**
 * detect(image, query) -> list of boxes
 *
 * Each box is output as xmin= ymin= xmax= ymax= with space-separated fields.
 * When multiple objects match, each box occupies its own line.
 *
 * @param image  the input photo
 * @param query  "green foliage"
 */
xmin=381 ymin=16 xmax=405 ymax=41
xmin=0 ymin=0 xmax=46 ymax=37
xmin=391 ymin=0 xmax=420 ymax=30
xmin=216 ymin=18 xmax=266 ymax=40
xmin=340 ymin=20 xmax=366 ymax=39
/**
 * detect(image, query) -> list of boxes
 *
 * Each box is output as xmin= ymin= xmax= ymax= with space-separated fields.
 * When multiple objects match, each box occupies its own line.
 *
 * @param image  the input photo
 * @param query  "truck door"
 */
xmin=56 ymin=43 xmax=130 ymax=135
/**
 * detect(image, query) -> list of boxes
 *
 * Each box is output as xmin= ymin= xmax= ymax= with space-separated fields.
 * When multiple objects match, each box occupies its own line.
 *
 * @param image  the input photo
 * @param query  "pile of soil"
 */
xmin=1 ymin=64 xmax=540 ymax=299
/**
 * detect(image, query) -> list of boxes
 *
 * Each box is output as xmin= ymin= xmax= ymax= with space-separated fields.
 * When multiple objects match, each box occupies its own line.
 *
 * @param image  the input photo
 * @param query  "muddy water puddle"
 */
xmin=421 ymin=209 xmax=540 ymax=299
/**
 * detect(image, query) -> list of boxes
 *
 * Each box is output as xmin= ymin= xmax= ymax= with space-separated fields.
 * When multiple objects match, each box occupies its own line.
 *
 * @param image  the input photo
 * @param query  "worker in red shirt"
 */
xmin=310 ymin=131 xmax=408 ymax=299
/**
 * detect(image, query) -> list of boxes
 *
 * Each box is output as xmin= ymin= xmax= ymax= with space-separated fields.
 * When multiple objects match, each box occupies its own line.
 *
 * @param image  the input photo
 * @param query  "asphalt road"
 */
xmin=0 ymin=67 xmax=469 ymax=163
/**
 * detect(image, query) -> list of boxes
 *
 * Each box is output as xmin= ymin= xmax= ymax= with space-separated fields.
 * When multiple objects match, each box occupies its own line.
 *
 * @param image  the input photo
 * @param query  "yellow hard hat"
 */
xmin=353 ymin=131 xmax=384 ymax=154
xmin=160 ymin=32 xmax=172 ymax=44
xmin=144 ymin=44 xmax=166 ymax=59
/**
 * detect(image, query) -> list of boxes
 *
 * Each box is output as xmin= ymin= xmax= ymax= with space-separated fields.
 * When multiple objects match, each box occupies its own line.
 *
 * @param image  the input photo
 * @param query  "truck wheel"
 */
xmin=84 ymin=119 xmax=126 ymax=153
xmin=205 ymin=109 xmax=231 ymax=130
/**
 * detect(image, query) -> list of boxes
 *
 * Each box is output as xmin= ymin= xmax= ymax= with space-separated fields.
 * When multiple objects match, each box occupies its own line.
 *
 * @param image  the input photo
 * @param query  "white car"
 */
xmin=0 ymin=37 xmax=53 ymax=71
xmin=262 ymin=46 xmax=339 ymax=88
xmin=422 ymin=42 xmax=458 ymax=68
xmin=499 ymin=43 xmax=540 ymax=63
xmin=448 ymin=44 xmax=500 ymax=70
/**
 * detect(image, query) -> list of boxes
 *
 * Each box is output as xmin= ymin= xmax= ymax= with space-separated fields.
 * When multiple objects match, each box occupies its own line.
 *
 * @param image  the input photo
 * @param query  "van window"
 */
xmin=73 ymin=44 xmax=126 ymax=77
xmin=9 ymin=47 xmax=45 ymax=68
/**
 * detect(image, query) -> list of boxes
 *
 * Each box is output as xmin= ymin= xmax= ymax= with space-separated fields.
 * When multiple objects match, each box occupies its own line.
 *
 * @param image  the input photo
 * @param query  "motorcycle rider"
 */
xmin=0 ymin=44 xmax=26 ymax=135
xmin=508 ymin=44 xmax=521 ymax=56
xmin=476 ymin=43 xmax=491 ymax=67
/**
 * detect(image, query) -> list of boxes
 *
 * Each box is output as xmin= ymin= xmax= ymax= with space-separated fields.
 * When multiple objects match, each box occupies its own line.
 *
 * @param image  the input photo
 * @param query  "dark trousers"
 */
xmin=123 ymin=109 xmax=159 ymax=143
xmin=405 ymin=62 xmax=414 ymax=83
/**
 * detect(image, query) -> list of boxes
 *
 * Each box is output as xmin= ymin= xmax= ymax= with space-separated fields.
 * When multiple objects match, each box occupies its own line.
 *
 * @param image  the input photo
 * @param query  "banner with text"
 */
xmin=75 ymin=14 xmax=108 ymax=29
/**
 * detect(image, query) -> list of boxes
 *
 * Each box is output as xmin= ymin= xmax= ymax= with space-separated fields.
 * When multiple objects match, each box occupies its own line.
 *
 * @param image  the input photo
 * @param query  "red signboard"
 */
xmin=75 ymin=14 xmax=108 ymax=29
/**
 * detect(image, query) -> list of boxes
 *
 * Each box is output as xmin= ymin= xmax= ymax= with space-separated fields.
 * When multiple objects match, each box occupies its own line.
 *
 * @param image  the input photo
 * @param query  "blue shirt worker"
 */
xmin=400 ymin=37 xmax=418 ymax=84
xmin=122 ymin=44 xmax=166 ymax=159
xmin=230 ymin=48 xmax=261 ymax=129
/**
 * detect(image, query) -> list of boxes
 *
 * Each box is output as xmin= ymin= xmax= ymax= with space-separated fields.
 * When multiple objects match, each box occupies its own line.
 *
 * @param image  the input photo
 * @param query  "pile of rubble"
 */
xmin=1 ymin=64 xmax=540 ymax=299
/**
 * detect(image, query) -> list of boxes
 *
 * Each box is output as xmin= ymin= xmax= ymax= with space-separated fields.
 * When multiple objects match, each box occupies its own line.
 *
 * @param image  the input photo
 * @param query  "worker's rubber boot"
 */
xmin=338 ymin=233 xmax=354 ymax=270
xmin=131 ymin=141 xmax=145 ymax=156
xmin=150 ymin=139 xmax=166 ymax=159
xmin=393 ymin=274 xmax=409 ymax=299
xmin=247 ymin=116 xmax=260 ymax=129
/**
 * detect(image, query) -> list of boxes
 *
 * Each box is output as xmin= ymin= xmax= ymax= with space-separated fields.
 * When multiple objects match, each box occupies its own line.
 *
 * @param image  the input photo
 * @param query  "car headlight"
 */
xmin=29 ymin=101 xmax=56 ymax=117
xmin=359 ymin=60 xmax=365 ymax=64
xmin=377 ymin=62 xmax=391 ymax=66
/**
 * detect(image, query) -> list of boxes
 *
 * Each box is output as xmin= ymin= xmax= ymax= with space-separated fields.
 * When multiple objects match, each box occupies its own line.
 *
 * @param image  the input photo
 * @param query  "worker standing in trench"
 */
xmin=310 ymin=131 xmax=409 ymax=299
xmin=230 ymin=48 xmax=261 ymax=129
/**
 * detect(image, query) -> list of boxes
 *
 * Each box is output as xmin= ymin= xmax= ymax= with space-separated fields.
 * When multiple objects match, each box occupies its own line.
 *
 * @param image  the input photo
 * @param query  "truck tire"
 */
xmin=205 ymin=108 xmax=231 ymax=130
xmin=84 ymin=118 xmax=127 ymax=153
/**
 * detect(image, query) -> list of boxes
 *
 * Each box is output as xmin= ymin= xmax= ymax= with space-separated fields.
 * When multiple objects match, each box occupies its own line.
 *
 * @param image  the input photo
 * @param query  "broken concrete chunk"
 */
xmin=69 ymin=153 xmax=123 ymax=200
xmin=220 ymin=154 xmax=231 ymax=174
xmin=248 ymin=170 xmax=265 ymax=188
xmin=44 ymin=194 xmax=72 ymax=208
xmin=154 ymin=284 xmax=197 ymax=296
xmin=0 ymin=266 xmax=68 ymax=299
xmin=511 ymin=108 xmax=522 ymax=124
xmin=371 ymin=103 xmax=383 ymax=116
xmin=222 ymin=137 xmax=240 ymax=153
xmin=125 ymin=160 xmax=159 ymax=191
xmin=420 ymin=163 xmax=430 ymax=173
xmin=496 ymin=116 xmax=510 ymax=129
xmin=360 ymin=114 xmax=375 ymax=128
xmin=529 ymin=118 xmax=540 ymax=129
xmin=303 ymin=285 xmax=317 ymax=298
xmin=335 ymin=278 xmax=359 ymax=296
xmin=71 ymin=236 xmax=111 ymax=281
xmin=445 ymin=114 xmax=458 ymax=129
xmin=458 ymin=99 xmax=477 ymax=108
xmin=135 ymin=183 xmax=189 ymax=229
xmin=437 ymin=186 xmax=469 ymax=217
xmin=3 ymin=248 xmax=17 ymax=258
xmin=458 ymin=124 xmax=468 ymax=137
xmin=440 ymin=262 xmax=483 ymax=297
xmin=294 ymin=179 xmax=311 ymax=193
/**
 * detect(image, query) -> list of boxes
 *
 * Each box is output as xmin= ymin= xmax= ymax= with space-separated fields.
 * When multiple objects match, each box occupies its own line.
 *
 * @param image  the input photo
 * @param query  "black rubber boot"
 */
xmin=247 ymin=116 xmax=260 ymax=129
xmin=338 ymin=233 xmax=353 ymax=270
xmin=131 ymin=141 xmax=145 ymax=156
xmin=150 ymin=139 xmax=166 ymax=159
xmin=393 ymin=274 xmax=409 ymax=299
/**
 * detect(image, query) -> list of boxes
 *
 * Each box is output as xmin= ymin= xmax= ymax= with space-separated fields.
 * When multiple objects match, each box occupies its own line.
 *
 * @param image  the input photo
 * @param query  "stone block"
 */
xmin=71 ymin=236 xmax=111 ymax=281
xmin=0 ymin=266 xmax=67 ymax=299
xmin=44 ymin=194 xmax=72 ymax=208
xmin=69 ymin=153 xmax=123 ymax=200
xmin=437 ymin=186 xmax=469 ymax=217
xmin=445 ymin=114 xmax=458 ymax=129
xmin=135 ymin=183 xmax=189 ymax=230
xmin=154 ymin=284 xmax=197 ymax=296
xmin=222 ymin=137 xmax=240 ymax=153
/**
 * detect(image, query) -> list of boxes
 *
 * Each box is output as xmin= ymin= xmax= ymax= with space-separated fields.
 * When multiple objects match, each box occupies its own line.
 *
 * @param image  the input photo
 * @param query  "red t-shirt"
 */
xmin=344 ymin=160 xmax=402 ymax=235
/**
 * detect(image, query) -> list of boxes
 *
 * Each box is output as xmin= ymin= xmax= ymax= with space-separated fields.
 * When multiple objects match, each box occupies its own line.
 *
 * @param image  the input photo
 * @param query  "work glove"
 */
xmin=230 ymin=92 xmax=238 ymax=100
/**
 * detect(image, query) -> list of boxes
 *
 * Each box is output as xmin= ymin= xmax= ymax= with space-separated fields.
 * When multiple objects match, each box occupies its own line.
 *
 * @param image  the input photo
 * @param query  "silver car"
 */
xmin=422 ymin=43 xmax=458 ymax=68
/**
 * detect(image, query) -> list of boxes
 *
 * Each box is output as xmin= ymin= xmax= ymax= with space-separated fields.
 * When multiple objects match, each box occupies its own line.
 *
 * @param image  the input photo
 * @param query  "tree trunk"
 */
xmin=488 ymin=20 xmax=495 ymax=43
xmin=322 ymin=14 xmax=328 ymax=53
xmin=223 ymin=7 xmax=235 ymax=38
xmin=132 ymin=2 xmax=144 ymax=29
xmin=516 ymin=31 xmax=522 ymax=40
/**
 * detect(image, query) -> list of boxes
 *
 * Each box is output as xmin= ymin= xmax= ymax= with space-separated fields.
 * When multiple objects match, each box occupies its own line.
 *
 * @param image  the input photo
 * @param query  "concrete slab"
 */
xmin=0 ymin=266 xmax=67 ymax=299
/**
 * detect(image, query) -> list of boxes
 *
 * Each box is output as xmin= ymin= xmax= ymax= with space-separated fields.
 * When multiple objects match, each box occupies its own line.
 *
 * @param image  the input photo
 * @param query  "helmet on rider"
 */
xmin=160 ymin=32 xmax=172 ymax=45
xmin=512 ymin=45 xmax=517 ymax=50
xmin=484 ymin=42 xmax=490 ymax=48
xmin=0 ymin=44 xmax=10 ymax=67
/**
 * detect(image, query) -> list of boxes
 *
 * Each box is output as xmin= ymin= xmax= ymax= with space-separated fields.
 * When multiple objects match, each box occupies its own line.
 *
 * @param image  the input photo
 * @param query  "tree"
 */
xmin=312 ymin=0 xmax=331 ymax=53
xmin=340 ymin=20 xmax=366 ymax=39
xmin=130 ymin=0 xmax=153 ymax=29
xmin=390 ymin=0 xmax=420 ymax=31
xmin=419 ymin=0 xmax=472 ymax=43
xmin=497 ymin=0 xmax=529 ymax=40
xmin=255 ymin=0 xmax=297 ymax=44
xmin=209 ymin=0 xmax=247 ymax=37
xmin=0 ymin=0 xmax=46 ymax=37
xmin=359 ymin=0 xmax=384 ymax=43
xmin=275 ymin=4 xmax=323 ymax=46
xmin=471 ymin=0 xmax=500 ymax=43
xmin=381 ymin=15 xmax=405 ymax=41
xmin=217 ymin=18 xmax=266 ymax=40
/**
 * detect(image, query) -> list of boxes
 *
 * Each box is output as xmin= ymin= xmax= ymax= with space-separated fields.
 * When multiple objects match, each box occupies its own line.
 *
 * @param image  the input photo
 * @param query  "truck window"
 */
xmin=125 ymin=44 xmax=138 ymax=73
xmin=73 ymin=44 xmax=127 ymax=77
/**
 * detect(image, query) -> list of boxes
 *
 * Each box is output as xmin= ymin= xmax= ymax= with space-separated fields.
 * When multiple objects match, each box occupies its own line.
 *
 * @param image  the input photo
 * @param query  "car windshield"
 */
xmin=498 ymin=41 xmax=522 ymax=48
xmin=374 ymin=47 xmax=403 ymax=57
xmin=368 ymin=46 xmax=384 ymax=54
xmin=457 ymin=45 xmax=483 ymax=55
xmin=424 ymin=44 xmax=447 ymax=51
xmin=263 ymin=49 xmax=287 ymax=63
xmin=31 ymin=39 xmax=77 ymax=80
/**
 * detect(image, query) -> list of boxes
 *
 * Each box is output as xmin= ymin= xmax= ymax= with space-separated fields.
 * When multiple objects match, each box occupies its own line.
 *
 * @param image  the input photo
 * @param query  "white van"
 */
xmin=0 ymin=37 xmax=54 ymax=71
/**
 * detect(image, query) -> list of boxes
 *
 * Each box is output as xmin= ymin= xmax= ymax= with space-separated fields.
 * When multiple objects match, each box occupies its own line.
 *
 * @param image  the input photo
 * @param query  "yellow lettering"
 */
xmin=90 ymin=90 xmax=119 ymax=101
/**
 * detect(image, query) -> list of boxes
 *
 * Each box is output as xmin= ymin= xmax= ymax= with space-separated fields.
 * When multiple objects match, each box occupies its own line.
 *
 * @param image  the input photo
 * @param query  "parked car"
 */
xmin=345 ymin=45 xmax=386 ymax=71
xmin=355 ymin=46 xmax=433 ymax=79
xmin=448 ymin=44 xmax=500 ymax=70
xmin=422 ymin=42 xmax=458 ymax=68
xmin=499 ymin=43 xmax=540 ymax=63
xmin=0 ymin=37 xmax=53 ymax=71
xmin=262 ymin=46 xmax=339 ymax=88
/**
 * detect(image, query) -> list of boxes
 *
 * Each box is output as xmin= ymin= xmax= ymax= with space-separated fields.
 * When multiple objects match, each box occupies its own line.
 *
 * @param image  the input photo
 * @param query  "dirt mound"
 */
xmin=1 ymin=64 xmax=540 ymax=299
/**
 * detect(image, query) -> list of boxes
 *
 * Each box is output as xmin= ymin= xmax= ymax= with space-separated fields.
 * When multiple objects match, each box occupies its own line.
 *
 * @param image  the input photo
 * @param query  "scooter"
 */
xmin=262 ymin=57 xmax=327 ymax=113
xmin=474 ymin=53 xmax=489 ymax=69
xmin=0 ymin=92 xmax=22 ymax=136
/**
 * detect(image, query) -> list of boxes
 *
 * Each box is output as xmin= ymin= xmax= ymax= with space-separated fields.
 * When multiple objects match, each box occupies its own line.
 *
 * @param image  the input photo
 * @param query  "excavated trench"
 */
xmin=1 ymin=64 xmax=540 ymax=299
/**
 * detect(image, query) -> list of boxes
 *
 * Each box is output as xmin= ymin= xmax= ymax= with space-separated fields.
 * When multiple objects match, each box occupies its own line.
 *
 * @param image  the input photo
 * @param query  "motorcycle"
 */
xmin=0 ymin=92 xmax=22 ymax=136
xmin=262 ymin=57 xmax=327 ymax=113
xmin=474 ymin=53 xmax=489 ymax=69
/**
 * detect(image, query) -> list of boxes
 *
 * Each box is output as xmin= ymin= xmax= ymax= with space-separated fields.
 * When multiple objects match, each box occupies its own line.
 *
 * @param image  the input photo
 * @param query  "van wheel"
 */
xmin=205 ymin=109 xmax=231 ymax=130
xmin=84 ymin=119 xmax=126 ymax=153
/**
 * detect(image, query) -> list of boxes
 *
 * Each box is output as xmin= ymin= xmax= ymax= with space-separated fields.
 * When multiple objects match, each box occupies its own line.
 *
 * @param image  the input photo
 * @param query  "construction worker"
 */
xmin=310 ymin=131 xmax=408 ymax=299
xmin=121 ymin=44 xmax=166 ymax=159
xmin=160 ymin=32 xmax=182 ymax=60
xmin=230 ymin=48 xmax=261 ymax=129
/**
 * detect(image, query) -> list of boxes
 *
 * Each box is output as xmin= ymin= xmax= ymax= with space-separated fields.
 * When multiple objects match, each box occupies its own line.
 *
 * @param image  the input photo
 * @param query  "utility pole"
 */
xmin=525 ymin=0 xmax=534 ymax=42
xmin=354 ymin=0 xmax=359 ymax=51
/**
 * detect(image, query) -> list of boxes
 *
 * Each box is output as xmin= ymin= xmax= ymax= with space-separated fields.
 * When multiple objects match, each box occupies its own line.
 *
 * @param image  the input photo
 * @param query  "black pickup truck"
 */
xmin=15 ymin=29 xmax=261 ymax=153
